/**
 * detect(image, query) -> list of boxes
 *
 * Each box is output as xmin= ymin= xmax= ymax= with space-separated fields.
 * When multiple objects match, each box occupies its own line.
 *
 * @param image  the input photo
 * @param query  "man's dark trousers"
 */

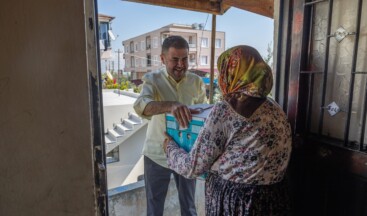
xmin=144 ymin=156 xmax=197 ymax=216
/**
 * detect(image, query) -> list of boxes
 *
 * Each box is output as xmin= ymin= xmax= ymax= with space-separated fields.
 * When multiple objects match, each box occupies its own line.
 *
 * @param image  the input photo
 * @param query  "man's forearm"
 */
xmin=142 ymin=101 xmax=176 ymax=116
xmin=143 ymin=101 xmax=193 ymax=128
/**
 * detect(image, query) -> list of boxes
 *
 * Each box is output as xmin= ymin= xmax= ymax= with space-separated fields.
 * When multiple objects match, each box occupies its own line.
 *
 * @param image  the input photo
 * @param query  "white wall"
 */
xmin=107 ymin=125 xmax=147 ymax=189
xmin=103 ymin=104 xmax=136 ymax=130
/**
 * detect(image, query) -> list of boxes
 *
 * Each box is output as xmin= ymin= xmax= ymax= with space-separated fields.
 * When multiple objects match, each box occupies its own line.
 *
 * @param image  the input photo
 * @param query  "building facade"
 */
xmin=98 ymin=14 xmax=118 ymax=73
xmin=123 ymin=23 xmax=225 ymax=80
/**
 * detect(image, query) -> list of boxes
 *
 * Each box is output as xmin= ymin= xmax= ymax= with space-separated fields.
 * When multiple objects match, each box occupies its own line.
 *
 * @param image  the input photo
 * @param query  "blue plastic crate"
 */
xmin=166 ymin=115 xmax=206 ymax=152
xmin=165 ymin=104 xmax=213 ymax=180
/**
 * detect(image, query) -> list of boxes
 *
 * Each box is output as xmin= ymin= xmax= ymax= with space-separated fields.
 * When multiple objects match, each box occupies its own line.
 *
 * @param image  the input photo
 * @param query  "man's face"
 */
xmin=161 ymin=47 xmax=189 ymax=82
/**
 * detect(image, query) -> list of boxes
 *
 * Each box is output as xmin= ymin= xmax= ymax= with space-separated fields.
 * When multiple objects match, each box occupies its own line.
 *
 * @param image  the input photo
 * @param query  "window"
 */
xmin=188 ymin=36 xmax=196 ymax=48
xmin=99 ymin=22 xmax=110 ymax=50
xmin=161 ymin=34 xmax=169 ymax=44
xmin=130 ymin=41 xmax=134 ymax=53
xmin=125 ymin=45 xmax=129 ymax=53
xmin=200 ymin=56 xmax=208 ymax=65
xmin=153 ymin=37 xmax=158 ymax=48
xmin=135 ymin=43 xmax=139 ymax=52
xmin=189 ymin=36 xmax=193 ymax=44
xmin=131 ymin=70 xmax=136 ymax=80
xmin=201 ymin=38 xmax=208 ymax=48
xmin=131 ymin=56 xmax=135 ymax=67
xmin=294 ymin=4 xmax=367 ymax=152
xmin=146 ymin=36 xmax=151 ymax=49
xmin=153 ymin=55 xmax=159 ymax=66
xmin=135 ymin=58 xmax=140 ymax=67
xmin=147 ymin=54 xmax=151 ymax=66
xmin=215 ymin=39 xmax=221 ymax=48
xmin=189 ymin=54 xmax=196 ymax=66
xmin=140 ymin=41 xmax=145 ymax=51
xmin=141 ymin=57 xmax=146 ymax=67
xmin=99 ymin=22 xmax=108 ymax=40
xmin=106 ymin=147 xmax=119 ymax=164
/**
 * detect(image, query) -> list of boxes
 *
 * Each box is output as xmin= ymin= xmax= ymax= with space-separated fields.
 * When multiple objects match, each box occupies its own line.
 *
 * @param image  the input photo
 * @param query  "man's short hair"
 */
xmin=161 ymin=35 xmax=189 ymax=55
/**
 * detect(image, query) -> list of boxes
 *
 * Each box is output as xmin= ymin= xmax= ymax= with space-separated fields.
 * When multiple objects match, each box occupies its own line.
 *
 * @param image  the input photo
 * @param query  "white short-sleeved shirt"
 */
xmin=134 ymin=68 xmax=207 ymax=167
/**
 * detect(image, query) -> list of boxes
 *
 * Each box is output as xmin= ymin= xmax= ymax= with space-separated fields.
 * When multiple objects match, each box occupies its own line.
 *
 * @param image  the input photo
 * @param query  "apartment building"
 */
xmin=98 ymin=14 xmax=115 ymax=55
xmin=98 ymin=14 xmax=118 ymax=72
xmin=123 ymin=23 xmax=225 ymax=80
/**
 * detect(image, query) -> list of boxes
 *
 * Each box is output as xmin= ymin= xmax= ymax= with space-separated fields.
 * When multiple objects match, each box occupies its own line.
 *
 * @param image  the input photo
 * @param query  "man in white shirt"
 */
xmin=134 ymin=35 xmax=206 ymax=216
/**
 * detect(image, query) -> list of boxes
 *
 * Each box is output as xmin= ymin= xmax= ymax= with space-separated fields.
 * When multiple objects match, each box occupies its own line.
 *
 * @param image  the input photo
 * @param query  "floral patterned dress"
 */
xmin=166 ymin=98 xmax=292 ymax=215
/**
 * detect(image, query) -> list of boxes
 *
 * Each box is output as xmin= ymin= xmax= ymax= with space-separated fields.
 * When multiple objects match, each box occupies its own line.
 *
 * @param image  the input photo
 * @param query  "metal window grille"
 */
xmin=301 ymin=0 xmax=366 ymax=151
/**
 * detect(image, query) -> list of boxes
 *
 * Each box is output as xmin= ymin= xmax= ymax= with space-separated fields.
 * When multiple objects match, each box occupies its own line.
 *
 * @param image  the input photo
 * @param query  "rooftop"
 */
xmin=102 ymin=89 xmax=138 ymax=106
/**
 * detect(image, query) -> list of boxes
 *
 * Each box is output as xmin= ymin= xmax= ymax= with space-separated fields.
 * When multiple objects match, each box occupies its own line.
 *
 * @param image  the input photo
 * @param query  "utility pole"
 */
xmin=115 ymin=49 xmax=123 ymax=82
xmin=115 ymin=49 xmax=123 ymax=96
xmin=209 ymin=14 xmax=216 ymax=104
xmin=117 ymin=49 xmax=121 ymax=72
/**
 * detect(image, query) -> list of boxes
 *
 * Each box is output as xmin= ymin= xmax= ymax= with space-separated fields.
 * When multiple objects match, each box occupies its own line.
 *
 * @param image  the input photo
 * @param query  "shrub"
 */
xmin=133 ymin=85 xmax=141 ymax=93
xmin=119 ymin=81 xmax=130 ymax=90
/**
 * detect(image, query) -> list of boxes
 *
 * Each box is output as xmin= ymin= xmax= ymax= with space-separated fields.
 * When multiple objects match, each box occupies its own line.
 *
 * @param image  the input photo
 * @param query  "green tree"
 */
xmin=263 ymin=42 xmax=273 ymax=68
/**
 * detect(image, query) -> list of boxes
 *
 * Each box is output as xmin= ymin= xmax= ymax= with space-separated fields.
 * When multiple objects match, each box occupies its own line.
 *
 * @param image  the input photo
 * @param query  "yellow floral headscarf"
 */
xmin=217 ymin=45 xmax=273 ymax=98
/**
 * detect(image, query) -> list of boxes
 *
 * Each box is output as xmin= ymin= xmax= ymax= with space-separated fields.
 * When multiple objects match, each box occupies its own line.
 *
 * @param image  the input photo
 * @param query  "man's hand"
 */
xmin=143 ymin=101 xmax=200 ymax=128
xmin=170 ymin=102 xmax=193 ymax=128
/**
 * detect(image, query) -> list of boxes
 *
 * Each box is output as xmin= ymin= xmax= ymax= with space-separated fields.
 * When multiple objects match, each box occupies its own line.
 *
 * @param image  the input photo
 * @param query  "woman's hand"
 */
xmin=163 ymin=132 xmax=173 ymax=154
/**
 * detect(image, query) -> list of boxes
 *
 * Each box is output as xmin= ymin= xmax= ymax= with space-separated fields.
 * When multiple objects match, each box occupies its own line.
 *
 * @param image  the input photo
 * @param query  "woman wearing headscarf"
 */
xmin=163 ymin=45 xmax=292 ymax=216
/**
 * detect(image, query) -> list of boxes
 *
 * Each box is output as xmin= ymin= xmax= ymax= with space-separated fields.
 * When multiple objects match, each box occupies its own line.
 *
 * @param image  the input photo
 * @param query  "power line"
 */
xmin=197 ymin=14 xmax=210 ymax=66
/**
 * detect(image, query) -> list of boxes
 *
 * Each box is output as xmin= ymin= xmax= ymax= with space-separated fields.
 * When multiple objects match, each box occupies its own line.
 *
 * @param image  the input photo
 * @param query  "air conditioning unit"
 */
xmin=108 ymin=30 xmax=116 ymax=40
xmin=99 ymin=40 xmax=105 ymax=50
xmin=198 ymin=23 xmax=204 ymax=30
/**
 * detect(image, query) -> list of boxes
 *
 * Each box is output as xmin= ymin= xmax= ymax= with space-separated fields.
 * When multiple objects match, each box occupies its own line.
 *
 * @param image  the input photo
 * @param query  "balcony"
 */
xmin=189 ymin=43 xmax=197 ymax=52
xmin=189 ymin=61 xmax=197 ymax=67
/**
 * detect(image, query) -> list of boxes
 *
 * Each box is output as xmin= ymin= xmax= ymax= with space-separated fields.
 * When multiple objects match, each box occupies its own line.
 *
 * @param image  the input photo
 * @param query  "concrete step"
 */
xmin=107 ymin=128 xmax=124 ymax=141
xmin=116 ymin=123 xmax=132 ymax=131
xmin=105 ymin=133 xmax=117 ymax=144
xmin=121 ymin=119 xmax=135 ymax=130
xmin=113 ymin=124 xmax=127 ymax=135
xmin=104 ymin=111 xmax=147 ymax=154
xmin=128 ymin=112 xmax=143 ymax=124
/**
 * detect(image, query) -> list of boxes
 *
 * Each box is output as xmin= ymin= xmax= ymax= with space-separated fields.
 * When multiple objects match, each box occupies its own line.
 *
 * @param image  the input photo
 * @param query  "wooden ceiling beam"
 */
xmin=223 ymin=0 xmax=273 ymax=18
xmin=122 ymin=0 xmax=228 ymax=15
xmin=121 ymin=0 xmax=273 ymax=18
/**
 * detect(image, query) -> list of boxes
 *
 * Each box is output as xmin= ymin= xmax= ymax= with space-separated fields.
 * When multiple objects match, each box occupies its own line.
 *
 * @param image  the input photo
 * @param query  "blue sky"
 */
xmin=97 ymin=0 xmax=274 ymax=70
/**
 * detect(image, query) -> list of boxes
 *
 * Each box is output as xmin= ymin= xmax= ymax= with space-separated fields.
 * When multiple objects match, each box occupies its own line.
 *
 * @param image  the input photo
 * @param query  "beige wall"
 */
xmin=0 ymin=1 xmax=100 ymax=215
